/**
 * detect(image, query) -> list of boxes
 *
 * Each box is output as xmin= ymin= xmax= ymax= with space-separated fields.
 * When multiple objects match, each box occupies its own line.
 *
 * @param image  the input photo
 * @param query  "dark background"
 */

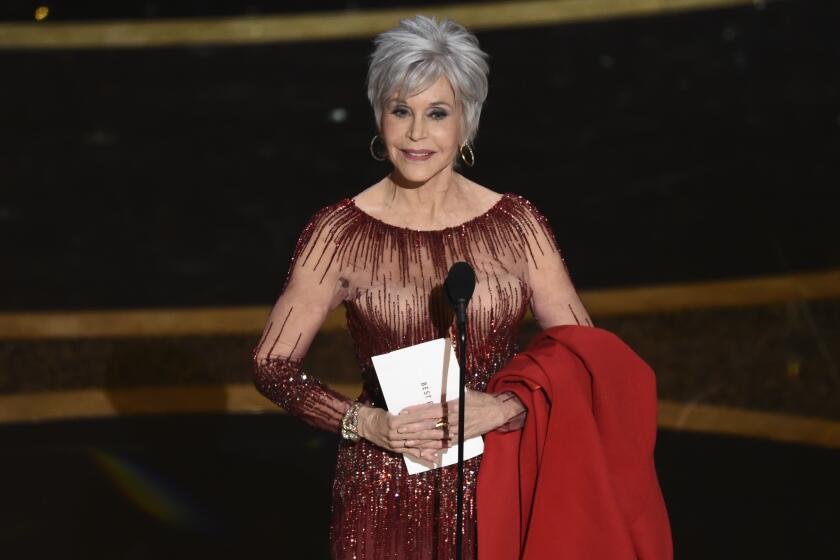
xmin=2 ymin=0 xmax=838 ymax=310
xmin=1 ymin=1 xmax=838 ymax=558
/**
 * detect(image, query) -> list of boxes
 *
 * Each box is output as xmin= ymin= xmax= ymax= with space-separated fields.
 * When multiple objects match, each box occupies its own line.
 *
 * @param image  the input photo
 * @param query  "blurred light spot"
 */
xmin=84 ymin=130 xmax=119 ymax=146
xmin=753 ymin=0 xmax=766 ymax=10
xmin=329 ymin=107 xmax=349 ymax=123
xmin=599 ymin=55 xmax=615 ymax=69
xmin=722 ymin=25 xmax=737 ymax=41
xmin=787 ymin=360 xmax=801 ymax=379
xmin=258 ymin=144 xmax=277 ymax=158
xmin=34 ymin=6 xmax=49 ymax=21
xmin=90 ymin=448 xmax=206 ymax=531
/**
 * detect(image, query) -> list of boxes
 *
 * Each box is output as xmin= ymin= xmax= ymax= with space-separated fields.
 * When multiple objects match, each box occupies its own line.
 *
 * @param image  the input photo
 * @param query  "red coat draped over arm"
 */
xmin=477 ymin=325 xmax=673 ymax=560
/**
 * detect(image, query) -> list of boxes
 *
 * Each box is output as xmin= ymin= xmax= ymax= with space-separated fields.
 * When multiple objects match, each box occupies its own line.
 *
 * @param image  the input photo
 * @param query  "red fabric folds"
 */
xmin=477 ymin=325 xmax=673 ymax=560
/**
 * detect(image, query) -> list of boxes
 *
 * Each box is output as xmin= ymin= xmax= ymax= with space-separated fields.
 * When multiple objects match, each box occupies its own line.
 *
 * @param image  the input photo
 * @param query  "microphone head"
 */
xmin=445 ymin=261 xmax=476 ymax=306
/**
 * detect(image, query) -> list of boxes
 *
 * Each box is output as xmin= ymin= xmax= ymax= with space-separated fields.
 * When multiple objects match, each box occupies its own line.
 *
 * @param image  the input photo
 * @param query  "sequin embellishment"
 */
xmin=252 ymin=192 xmax=592 ymax=559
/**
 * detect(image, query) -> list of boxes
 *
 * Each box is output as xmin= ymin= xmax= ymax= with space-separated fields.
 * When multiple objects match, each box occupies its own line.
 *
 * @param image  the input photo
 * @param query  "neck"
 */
xmin=385 ymin=166 xmax=465 ymax=216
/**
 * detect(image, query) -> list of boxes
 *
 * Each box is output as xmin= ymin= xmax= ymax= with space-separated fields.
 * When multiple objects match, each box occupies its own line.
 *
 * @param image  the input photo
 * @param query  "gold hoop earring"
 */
xmin=459 ymin=142 xmax=475 ymax=167
xmin=369 ymin=134 xmax=387 ymax=162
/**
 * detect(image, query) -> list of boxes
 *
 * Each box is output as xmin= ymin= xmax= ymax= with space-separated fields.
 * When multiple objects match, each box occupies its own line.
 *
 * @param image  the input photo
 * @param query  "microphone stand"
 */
xmin=455 ymin=298 xmax=468 ymax=560
xmin=444 ymin=260 xmax=475 ymax=560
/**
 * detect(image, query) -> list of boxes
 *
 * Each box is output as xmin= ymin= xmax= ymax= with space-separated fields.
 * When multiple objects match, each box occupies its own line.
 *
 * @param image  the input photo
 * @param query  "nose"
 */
xmin=408 ymin=114 xmax=425 ymax=141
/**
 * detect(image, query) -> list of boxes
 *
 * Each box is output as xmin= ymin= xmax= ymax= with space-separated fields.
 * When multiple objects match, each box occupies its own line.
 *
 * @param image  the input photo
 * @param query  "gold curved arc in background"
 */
xmin=0 ymin=269 xmax=837 ymax=340
xmin=0 ymin=0 xmax=763 ymax=50
xmin=0 ymin=269 xmax=836 ymax=447
xmin=1 ymin=384 xmax=838 ymax=449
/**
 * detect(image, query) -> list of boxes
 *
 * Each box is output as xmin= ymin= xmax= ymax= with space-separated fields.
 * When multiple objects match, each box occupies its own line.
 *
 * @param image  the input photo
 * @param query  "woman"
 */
xmin=252 ymin=15 xmax=592 ymax=559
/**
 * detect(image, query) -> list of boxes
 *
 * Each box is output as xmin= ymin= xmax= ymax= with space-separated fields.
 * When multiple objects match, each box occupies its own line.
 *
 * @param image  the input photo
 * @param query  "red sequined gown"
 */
xmin=252 ymin=192 xmax=592 ymax=559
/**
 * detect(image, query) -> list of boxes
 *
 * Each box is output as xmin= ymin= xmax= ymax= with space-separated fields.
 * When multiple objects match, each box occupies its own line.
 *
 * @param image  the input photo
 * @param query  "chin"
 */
xmin=392 ymin=162 xmax=450 ymax=185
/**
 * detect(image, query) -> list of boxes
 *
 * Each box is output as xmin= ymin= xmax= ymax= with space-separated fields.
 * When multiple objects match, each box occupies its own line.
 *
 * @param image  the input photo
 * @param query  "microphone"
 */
xmin=444 ymin=261 xmax=476 ymax=325
xmin=444 ymin=261 xmax=475 ymax=560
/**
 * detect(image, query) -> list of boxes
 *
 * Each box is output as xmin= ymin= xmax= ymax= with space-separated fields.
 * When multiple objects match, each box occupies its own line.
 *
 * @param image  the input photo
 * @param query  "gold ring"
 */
xmin=435 ymin=418 xmax=448 ymax=430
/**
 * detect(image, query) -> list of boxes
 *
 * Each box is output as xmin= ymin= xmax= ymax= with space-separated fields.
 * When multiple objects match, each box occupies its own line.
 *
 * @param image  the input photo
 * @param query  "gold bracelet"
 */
xmin=340 ymin=401 xmax=364 ymax=442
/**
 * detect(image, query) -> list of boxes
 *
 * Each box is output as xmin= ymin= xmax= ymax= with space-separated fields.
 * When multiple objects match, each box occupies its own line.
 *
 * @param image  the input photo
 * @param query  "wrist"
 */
xmin=494 ymin=392 xmax=522 ymax=425
xmin=492 ymin=394 xmax=509 ymax=428
xmin=500 ymin=399 xmax=516 ymax=424
xmin=355 ymin=404 xmax=374 ymax=439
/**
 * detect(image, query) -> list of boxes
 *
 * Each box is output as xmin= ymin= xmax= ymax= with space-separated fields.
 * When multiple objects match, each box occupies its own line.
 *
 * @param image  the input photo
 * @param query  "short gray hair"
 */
xmin=366 ymin=15 xmax=490 ymax=146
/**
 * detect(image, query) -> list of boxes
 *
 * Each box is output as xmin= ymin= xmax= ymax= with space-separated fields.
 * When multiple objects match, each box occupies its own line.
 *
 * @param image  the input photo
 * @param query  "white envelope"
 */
xmin=371 ymin=337 xmax=484 ymax=475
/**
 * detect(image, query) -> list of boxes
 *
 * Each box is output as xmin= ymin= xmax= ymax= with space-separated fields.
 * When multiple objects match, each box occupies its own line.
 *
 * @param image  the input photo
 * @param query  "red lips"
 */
xmin=401 ymin=149 xmax=435 ymax=161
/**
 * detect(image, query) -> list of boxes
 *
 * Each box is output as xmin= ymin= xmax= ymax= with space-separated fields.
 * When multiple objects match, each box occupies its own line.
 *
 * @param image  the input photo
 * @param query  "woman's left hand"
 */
xmin=392 ymin=388 xmax=507 ymax=460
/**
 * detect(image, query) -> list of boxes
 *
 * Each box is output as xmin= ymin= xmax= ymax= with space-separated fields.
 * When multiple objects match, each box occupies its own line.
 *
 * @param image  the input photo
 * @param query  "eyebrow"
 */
xmin=388 ymin=99 xmax=453 ymax=109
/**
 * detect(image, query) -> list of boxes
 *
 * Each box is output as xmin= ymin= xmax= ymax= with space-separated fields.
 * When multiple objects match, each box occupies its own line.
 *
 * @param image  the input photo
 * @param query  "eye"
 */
xmin=391 ymin=106 xmax=409 ymax=117
xmin=429 ymin=109 xmax=448 ymax=120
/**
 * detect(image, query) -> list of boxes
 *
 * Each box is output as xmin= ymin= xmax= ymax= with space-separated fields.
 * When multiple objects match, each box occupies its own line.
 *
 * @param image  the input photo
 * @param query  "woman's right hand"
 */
xmin=357 ymin=406 xmax=442 ymax=463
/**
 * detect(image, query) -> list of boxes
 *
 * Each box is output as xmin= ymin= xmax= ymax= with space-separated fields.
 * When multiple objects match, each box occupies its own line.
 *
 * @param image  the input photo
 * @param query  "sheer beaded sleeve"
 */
xmin=517 ymin=196 xmax=593 ymax=330
xmin=251 ymin=204 xmax=354 ymax=433
xmin=491 ymin=196 xmax=593 ymax=433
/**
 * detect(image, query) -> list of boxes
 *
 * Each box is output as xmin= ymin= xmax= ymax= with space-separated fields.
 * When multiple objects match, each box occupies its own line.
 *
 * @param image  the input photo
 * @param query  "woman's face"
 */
xmin=380 ymin=74 xmax=462 ymax=184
